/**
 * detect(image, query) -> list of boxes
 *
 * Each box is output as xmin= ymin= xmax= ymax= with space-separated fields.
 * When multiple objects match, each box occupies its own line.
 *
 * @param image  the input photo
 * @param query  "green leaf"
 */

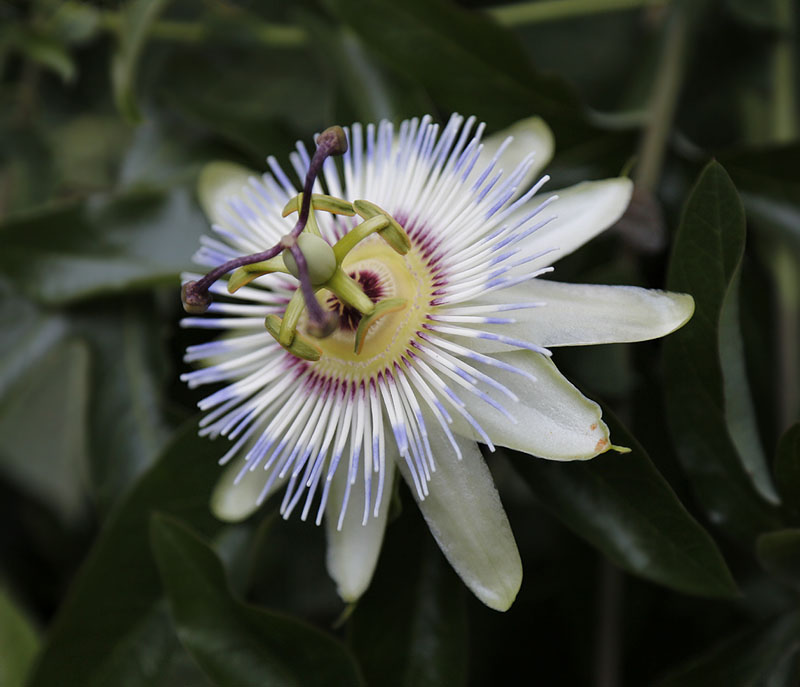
xmin=510 ymin=406 xmax=739 ymax=598
xmin=0 ymin=187 xmax=205 ymax=305
xmin=656 ymin=611 xmax=800 ymax=687
xmin=0 ymin=121 xmax=56 ymax=215
xmin=51 ymin=115 xmax=132 ymax=192
xmin=757 ymin=529 xmax=800 ymax=584
xmin=0 ymin=587 xmax=40 ymax=687
xmin=722 ymin=144 xmax=800 ymax=247
xmin=324 ymin=0 xmax=579 ymax=128
xmin=349 ymin=513 xmax=468 ymax=687
xmin=725 ymin=0 xmax=783 ymax=30
xmin=719 ymin=270 xmax=778 ymax=503
xmin=160 ymin=44 xmax=329 ymax=155
xmin=44 ymin=1 xmax=102 ymax=45
xmin=0 ymin=278 xmax=66 ymax=398
xmin=28 ymin=422 xmax=224 ymax=687
xmin=78 ymin=299 xmax=172 ymax=511
xmin=775 ymin=424 xmax=800 ymax=510
xmin=111 ymin=0 xmax=171 ymax=122
xmin=664 ymin=161 xmax=779 ymax=542
xmin=150 ymin=514 xmax=365 ymax=687
xmin=0 ymin=339 xmax=89 ymax=521
xmin=117 ymin=115 xmax=222 ymax=189
xmin=15 ymin=29 xmax=76 ymax=82
xmin=301 ymin=14 xmax=433 ymax=124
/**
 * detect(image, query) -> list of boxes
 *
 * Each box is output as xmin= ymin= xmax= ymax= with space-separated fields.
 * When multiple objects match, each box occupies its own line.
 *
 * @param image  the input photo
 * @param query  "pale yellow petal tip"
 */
xmin=577 ymin=417 xmax=613 ymax=460
xmin=612 ymin=176 xmax=635 ymax=212
xmin=513 ymin=116 xmax=555 ymax=163
xmin=477 ymin=569 xmax=523 ymax=612
xmin=653 ymin=291 xmax=695 ymax=338
xmin=611 ymin=444 xmax=632 ymax=454
xmin=336 ymin=584 xmax=366 ymax=605
xmin=673 ymin=292 xmax=696 ymax=330
xmin=197 ymin=160 xmax=256 ymax=222
xmin=209 ymin=471 xmax=260 ymax=523
xmin=329 ymin=561 xmax=373 ymax=604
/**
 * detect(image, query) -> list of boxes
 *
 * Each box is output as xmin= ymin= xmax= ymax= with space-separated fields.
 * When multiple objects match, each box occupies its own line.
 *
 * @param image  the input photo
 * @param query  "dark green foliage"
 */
xmin=664 ymin=161 xmax=780 ymax=543
xmin=348 ymin=512 xmax=468 ymax=687
xmin=2 ymin=1 xmax=800 ymax=685
xmin=27 ymin=424 xmax=224 ymax=687
xmin=511 ymin=406 xmax=739 ymax=598
xmin=151 ymin=514 xmax=364 ymax=687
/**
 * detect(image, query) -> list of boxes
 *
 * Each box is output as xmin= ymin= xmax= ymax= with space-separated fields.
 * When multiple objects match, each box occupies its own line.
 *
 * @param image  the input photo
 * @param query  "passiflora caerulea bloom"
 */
xmin=180 ymin=114 xmax=693 ymax=611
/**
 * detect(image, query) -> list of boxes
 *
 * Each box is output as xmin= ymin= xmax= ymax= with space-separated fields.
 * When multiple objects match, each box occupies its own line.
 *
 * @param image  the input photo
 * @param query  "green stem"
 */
xmin=771 ymin=0 xmax=798 ymax=431
xmin=634 ymin=2 xmax=689 ymax=191
xmin=488 ymin=0 xmax=665 ymax=26
xmin=773 ymin=249 xmax=799 ymax=430
xmin=773 ymin=0 xmax=797 ymax=143
xmin=97 ymin=9 xmax=307 ymax=47
xmin=592 ymin=558 xmax=623 ymax=687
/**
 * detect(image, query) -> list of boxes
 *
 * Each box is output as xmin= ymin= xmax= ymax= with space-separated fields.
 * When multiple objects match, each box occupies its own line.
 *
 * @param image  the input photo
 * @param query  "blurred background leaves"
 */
xmin=1 ymin=0 xmax=799 ymax=685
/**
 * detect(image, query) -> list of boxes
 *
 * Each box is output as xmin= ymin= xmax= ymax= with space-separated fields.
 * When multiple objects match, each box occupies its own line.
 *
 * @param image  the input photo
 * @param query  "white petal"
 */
xmin=210 ymin=456 xmax=284 ymax=522
xmin=453 ymin=352 xmax=610 ymax=461
xmin=464 ymin=281 xmax=695 ymax=352
xmin=396 ymin=422 xmax=522 ymax=611
xmin=477 ymin=117 xmax=554 ymax=196
xmin=510 ymin=177 xmax=633 ymax=267
xmin=197 ymin=161 xmax=257 ymax=225
xmin=325 ymin=460 xmax=395 ymax=603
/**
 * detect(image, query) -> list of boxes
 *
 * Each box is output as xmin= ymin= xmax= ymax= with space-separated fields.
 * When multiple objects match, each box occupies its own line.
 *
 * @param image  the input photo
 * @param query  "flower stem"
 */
xmin=772 ymin=0 xmax=797 ymax=143
xmin=97 ymin=8 xmax=307 ymax=47
xmin=771 ymin=0 xmax=798 ymax=431
xmin=634 ymin=2 xmax=689 ymax=191
xmin=773 ymin=249 xmax=799 ymax=430
xmin=488 ymin=0 xmax=666 ymax=26
xmin=592 ymin=558 xmax=623 ymax=687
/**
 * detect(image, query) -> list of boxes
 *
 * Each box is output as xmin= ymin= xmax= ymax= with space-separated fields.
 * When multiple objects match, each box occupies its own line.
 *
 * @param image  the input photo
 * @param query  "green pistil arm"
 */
xmin=265 ymin=315 xmax=322 ymax=361
xmin=354 ymin=298 xmax=407 ymax=354
xmin=283 ymin=193 xmax=355 ymax=238
xmin=278 ymin=289 xmax=309 ymax=346
xmin=326 ymin=269 xmax=376 ymax=314
xmin=353 ymin=200 xmax=411 ymax=255
xmin=333 ymin=215 xmax=391 ymax=262
xmin=283 ymin=193 xmax=356 ymax=218
xmin=227 ymin=255 xmax=289 ymax=293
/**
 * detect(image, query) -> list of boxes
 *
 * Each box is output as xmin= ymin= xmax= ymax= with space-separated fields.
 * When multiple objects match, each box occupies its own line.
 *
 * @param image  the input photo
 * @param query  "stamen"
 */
xmin=181 ymin=125 xmax=348 ymax=322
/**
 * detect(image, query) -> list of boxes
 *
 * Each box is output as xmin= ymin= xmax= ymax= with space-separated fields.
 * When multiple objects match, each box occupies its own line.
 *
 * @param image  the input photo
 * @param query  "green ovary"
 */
xmin=300 ymin=237 xmax=436 ymax=382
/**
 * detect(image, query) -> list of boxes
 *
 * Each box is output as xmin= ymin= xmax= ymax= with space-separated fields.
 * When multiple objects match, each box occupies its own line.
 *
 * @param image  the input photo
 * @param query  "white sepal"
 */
xmin=453 ymin=352 xmax=611 ymax=461
xmin=466 ymin=281 xmax=695 ymax=351
xmin=397 ymin=420 xmax=522 ymax=612
xmin=325 ymin=458 xmax=395 ymax=602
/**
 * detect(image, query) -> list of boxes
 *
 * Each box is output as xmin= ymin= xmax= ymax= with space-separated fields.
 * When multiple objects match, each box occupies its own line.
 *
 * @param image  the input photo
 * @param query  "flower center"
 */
xmin=181 ymin=126 xmax=424 ymax=367
xmin=301 ymin=236 xmax=435 ymax=381
xmin=326 ymin=269 xmax=385 ymax=331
